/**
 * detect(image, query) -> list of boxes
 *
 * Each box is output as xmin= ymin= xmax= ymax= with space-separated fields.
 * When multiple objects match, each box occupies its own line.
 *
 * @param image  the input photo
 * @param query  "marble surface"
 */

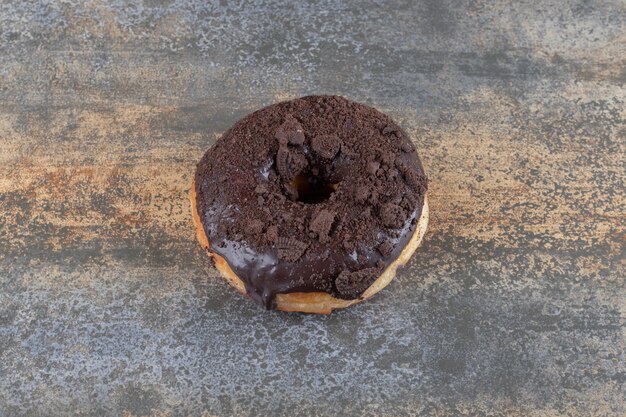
xmin=0 ymin=1 xmax=624 ymax=416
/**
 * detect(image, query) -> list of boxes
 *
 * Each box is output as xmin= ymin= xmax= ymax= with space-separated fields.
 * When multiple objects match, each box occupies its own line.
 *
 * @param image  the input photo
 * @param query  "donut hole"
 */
xmin=291 ymin=173 xmax=338 ymax=204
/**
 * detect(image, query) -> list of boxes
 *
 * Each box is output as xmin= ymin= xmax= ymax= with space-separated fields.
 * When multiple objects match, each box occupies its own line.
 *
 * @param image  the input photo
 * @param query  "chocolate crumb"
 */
xmin=283 ymin=182 xmax=299 ymax=201
xmin=265 ymin=225 xmax=278 ymax=243
xmin=354 ymin=186 xmax=370 ymax=204
xmin=382 ymin=125 xmax=398 ymax=136
xmin=335 ymin=267 xmax=380 ymax=298
xmin=275 ymin=115 xmax=305 ymax=146
xmin=310 ymin=273 xmax=332 ymax=292
xmin=255 ymin=183 xmax=268 ymax=194
xmin=378 ymin=241 xmax=394 ymax=257
xmin=276 ymin=147 xmax=307 ymax=181
xmin=401 ymin=141 xmax=414 ymax=153
xmin=367 ymin=160 xmax=380 ymax=176
xmin=311 ymin=134 xmax=341 ymax=159
xmin=246 ymin=219 xmax=264 ymax=237
xmin=276 ymin=237 xmax=308 ymax=262
xmin=394 ymin=156 xmax=409 ymax=173
xmin=379 ymin=203 xmax=406 ymax=228
xmin=401 ymin=192 xmax=418 ymax=211
xmin=309 ymin=209 xmax=335 ymax=243
xmin=404 ymin=168 xmax=428 ymax=193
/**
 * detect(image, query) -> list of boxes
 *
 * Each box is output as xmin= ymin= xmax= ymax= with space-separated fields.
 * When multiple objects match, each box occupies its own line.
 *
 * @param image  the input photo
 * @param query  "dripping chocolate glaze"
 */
xmin=194 ymin=95 xmax=427 ymax=309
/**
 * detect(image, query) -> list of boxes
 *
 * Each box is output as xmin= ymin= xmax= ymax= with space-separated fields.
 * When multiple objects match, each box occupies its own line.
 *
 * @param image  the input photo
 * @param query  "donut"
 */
xmin=191 ymin=95 xmax=429 ymax=313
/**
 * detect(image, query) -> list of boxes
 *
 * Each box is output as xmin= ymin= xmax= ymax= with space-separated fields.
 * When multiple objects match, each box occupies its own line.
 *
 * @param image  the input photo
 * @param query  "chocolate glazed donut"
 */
xmin=191 ymin=95 xmax=429 ymax=313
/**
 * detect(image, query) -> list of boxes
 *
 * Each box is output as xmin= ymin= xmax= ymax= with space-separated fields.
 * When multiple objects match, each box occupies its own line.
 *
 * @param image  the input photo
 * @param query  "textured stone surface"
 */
xmin=0 ymin=1 xmax=624 ymax=416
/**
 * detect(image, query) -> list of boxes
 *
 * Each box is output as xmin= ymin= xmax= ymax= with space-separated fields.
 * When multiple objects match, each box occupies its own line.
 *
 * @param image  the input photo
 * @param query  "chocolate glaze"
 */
xmin=194 ymin=95 xmax=427 ymax=309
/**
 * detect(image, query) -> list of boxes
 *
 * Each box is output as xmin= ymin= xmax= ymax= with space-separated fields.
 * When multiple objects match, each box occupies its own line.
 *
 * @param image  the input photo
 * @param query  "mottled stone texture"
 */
xmin=0 ymin=1 xmax=624 ymax=416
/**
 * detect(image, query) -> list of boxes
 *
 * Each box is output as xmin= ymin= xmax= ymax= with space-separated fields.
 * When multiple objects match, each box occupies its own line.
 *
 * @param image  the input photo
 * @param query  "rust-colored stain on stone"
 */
xmin=0 ymin=1 xmax=624 ymax=416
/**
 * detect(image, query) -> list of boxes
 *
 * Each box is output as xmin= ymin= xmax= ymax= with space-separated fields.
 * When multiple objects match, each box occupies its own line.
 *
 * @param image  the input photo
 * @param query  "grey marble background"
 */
xmin=0 ymin=1 xmax=624 ymax=416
